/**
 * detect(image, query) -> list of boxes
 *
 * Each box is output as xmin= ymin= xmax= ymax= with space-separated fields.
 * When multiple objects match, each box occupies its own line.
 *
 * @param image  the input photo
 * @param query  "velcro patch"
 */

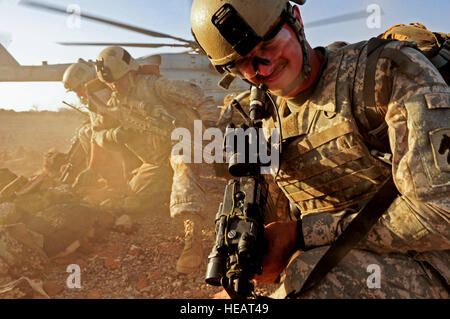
xmin=429 ymin=128 xmax=450 ymax=172
xmin=425 ymin=93 xmax=450 ymax=109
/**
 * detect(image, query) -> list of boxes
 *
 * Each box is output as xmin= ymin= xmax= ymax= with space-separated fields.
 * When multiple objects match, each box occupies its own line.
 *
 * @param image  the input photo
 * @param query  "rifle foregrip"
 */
xmin=205 ymin=177 xmax=267 ymax=299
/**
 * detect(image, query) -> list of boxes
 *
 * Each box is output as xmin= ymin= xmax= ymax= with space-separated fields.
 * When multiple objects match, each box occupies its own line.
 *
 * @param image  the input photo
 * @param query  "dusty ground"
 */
xmin=0 ymin=109 xmax=86 ymax=176
xmin=0 ymin=109 xmax=85 ymax=152
xmin=40 ymin=173 xmax=230 ymax=299
xmin=0 ymin=109 xmax=278 ymax=299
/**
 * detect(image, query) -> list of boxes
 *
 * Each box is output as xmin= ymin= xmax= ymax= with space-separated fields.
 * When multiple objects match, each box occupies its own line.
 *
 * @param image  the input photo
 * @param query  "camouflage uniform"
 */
xmin=94 ymin=74 xmax=206 ymax=219
xmin=264 ymin=41 xmax=450 ymax=298
xmin=87 ymin=88 xmax=140 ymax=192
xmin=192 ymin=93 xmax=220 ymax=129
xmin=72 ymin=87 xmax=141 ymax=200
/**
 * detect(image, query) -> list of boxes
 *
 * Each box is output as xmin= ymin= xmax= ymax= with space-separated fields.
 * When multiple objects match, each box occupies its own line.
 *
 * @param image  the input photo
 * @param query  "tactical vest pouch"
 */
xmin=137 ymin=64 xmax=161 ymax=77
xmin=275 ymin=43 xmax=392 ymax=215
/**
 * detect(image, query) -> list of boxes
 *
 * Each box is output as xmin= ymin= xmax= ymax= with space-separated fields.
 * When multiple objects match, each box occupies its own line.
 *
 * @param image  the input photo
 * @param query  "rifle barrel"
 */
xmin=62 ymin=101 xmax=88 ymax=116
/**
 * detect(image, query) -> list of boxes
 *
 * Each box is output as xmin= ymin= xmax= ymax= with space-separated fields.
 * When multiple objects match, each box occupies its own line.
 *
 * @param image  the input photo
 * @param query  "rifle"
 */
xmin=205 ymin=86 xmax=271 ymax=299
xmin=62 ymin=101 xmax=89 ymax=117
xmin=59 ymin=132 xmax=91 ymax=184
xmin=87 ymin=89 xmax=174 ymax=138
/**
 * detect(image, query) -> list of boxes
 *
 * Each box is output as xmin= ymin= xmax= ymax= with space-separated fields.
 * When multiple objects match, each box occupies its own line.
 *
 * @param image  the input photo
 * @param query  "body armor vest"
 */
xmin=266 ymin=42 xmax=392 ymax=216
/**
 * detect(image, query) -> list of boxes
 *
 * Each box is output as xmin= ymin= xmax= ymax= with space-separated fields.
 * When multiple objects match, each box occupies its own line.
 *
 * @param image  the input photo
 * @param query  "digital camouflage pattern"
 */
xmin=267 ymin=40 xmax=450 ymax=298
xmin=150 ymin=76 xmax=219 ymax=127
xmin=272 ymin=246 xmax=449 ymax=299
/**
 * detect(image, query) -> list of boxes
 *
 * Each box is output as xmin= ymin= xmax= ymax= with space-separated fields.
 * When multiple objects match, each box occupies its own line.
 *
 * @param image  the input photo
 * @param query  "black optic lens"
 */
xmin=212 ymin=4 xmax=262 ymax=57
xmin=95 ymin=58 xmax=114 ymax=83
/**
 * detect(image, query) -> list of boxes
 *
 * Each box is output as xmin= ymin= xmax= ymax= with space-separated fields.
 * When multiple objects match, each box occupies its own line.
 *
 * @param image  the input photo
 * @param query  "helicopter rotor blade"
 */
xmin=57 ymin=42 xmax=192 ymax=48
xmin=20 ymin=0 xmax=198 ymax=47
xmin=304 ymin=9 xmax=382 ymax=28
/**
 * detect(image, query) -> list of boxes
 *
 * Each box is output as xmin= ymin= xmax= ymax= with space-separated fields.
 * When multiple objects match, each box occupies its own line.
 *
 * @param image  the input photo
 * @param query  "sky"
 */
xmin=0 ymin=0 xmax=448 ymax=111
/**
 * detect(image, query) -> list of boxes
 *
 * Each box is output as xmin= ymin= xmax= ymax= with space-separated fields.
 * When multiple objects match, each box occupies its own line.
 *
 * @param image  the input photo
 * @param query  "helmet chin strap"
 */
xmin=284 ymin=3 xmax=311 ymax=77
xmin=296 ymin=28 xmax=311 ymax=76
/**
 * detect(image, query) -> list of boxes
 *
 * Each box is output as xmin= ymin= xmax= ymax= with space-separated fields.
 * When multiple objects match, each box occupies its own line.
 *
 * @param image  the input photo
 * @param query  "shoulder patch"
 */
xmin=425 ymin=92 xmax=450 ymax=109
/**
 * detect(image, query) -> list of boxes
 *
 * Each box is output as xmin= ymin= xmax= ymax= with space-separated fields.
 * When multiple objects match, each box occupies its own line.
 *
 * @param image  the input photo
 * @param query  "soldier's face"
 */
xmin=234 ymin=23 xmax=304 ymax=96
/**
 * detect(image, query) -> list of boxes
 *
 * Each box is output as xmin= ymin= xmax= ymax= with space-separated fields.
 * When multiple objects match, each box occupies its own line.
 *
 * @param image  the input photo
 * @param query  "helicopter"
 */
xmin=0 ymin=0 xmax=373 ymax=105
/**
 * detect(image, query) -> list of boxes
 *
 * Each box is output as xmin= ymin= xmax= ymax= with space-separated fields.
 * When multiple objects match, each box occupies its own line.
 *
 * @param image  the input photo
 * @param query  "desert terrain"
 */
xmin=0 ymin=109 xmax=275 ymax=299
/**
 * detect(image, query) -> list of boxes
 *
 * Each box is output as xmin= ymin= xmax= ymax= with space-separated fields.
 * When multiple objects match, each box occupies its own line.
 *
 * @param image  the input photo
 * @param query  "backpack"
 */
xmin=378 ymin=22 xmax=450 ymax=84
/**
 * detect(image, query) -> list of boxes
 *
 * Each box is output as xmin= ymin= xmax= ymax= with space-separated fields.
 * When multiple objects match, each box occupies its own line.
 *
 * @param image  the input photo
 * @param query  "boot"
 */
xmin=176 ymin=218 xmax=203 ymax=274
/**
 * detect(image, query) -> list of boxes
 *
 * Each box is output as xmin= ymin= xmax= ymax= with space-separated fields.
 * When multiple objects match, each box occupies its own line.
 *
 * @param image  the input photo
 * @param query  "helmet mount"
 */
xmin=208 ymin=2 xmax=311 ymax=78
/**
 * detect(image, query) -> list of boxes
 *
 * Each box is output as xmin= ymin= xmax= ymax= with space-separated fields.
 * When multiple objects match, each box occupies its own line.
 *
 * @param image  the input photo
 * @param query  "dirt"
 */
xmin=40 ymin=174 xmax=228 ymax=299
xmin=35 ymin=173 xmax=276 ymax=299
xmin=0 ymin=109 xmax=86 ymax=153
xmin=0 ymin=109 xmax=278 ymax=299
xmin=0 ymin=109 xmax=86 ymax=176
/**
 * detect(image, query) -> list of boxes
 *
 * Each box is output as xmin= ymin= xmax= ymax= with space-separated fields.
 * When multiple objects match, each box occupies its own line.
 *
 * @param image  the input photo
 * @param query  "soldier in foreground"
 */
xmin=92 ymin=46 xmax=208 ymax=274
xmin=191 ymin=0 xmax=450 ymax=297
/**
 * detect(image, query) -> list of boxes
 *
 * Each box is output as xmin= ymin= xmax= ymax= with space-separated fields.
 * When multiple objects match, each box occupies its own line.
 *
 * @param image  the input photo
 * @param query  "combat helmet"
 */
xmin=95 ymin=46 xmax=139 ymax=83
xmin=62 ymin=60 xmax=96 ymax=93
xmin=190 ymin=0 xmax=309 ymax=75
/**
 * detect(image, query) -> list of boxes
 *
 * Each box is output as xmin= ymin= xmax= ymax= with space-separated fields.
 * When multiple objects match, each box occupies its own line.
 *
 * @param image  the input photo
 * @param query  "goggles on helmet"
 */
xmin=95 ymin=58 xmax=116 ymax=83
xmin=212 ymin=4 xmax=263 ymax=57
